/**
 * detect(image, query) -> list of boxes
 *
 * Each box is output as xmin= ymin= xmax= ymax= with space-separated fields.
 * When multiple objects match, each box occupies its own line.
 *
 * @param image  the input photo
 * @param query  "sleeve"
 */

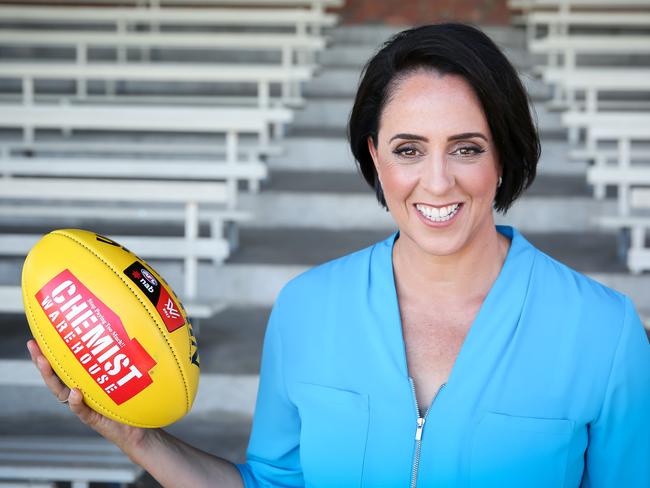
xmin=235 ymin=296 xmax=304 ymax=488
xmin=582 ymin=296 xmax=650 ymax=487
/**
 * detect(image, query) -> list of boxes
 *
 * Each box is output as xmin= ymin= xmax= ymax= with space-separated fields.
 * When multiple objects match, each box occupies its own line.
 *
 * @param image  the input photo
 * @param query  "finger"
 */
xmin=27 ymin=340 xmax=71 ymax=402
xmin=37 ymin=355 xmax=72 ymax=402
xmin=26 ymin=339 xmax=42 ymax=364
xmin=68 ymin=388 xmax=98 ymax=426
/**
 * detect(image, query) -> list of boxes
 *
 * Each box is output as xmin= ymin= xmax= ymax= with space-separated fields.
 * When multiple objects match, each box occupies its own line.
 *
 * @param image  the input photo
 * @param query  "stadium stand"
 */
xmin=0 ymin=0 xmax=331 ymax=483
xmin=1 ymin=1 xmax=649 ymax=486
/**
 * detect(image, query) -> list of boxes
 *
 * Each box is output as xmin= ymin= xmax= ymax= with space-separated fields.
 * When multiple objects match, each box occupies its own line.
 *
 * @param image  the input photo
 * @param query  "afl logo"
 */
xmin=141 ymin=269 xmax=158 ymax=287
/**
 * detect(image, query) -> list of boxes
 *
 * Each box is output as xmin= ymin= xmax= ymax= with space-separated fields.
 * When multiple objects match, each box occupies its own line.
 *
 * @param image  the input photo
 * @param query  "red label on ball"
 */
xmin=35 ymin=269 xmax=157 ymax=405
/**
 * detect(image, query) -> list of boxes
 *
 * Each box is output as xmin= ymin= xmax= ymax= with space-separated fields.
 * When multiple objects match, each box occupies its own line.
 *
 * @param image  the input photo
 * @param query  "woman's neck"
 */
xmin=392 ymin=224 xmax=510 ymax=304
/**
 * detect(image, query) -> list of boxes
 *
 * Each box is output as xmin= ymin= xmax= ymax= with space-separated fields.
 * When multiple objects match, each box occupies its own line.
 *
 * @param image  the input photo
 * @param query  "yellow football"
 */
xmin=22 ymin=229 xmax=200 ymax=428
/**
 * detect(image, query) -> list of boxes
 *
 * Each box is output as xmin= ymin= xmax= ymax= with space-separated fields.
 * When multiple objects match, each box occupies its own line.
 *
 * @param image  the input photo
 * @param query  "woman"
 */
xmin=28 ymin=23 xmax=650 ymax=487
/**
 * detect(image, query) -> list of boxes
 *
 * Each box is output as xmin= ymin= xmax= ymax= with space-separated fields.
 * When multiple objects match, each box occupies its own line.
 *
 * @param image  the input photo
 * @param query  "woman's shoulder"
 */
xmin=520 ymin=229 xmax=640 ymax=341
xmin=529 ymin=238 xmax=627 ymax=311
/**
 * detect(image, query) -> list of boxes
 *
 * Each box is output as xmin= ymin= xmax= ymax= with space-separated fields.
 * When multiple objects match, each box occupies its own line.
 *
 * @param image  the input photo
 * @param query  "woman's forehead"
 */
xmin=379 ymin=70 xmax=489 ymax=138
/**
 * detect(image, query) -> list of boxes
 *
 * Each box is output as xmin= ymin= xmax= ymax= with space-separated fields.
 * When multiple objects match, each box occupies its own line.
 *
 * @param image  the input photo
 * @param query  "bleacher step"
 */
xmin=304 ymin=67 xmax=552 ymax=100
xmin=292 ymin=97 xmax=565 ymax=135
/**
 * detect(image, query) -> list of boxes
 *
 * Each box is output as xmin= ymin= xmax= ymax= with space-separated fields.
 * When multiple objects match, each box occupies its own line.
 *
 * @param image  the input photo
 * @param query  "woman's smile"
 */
xmin=414 ymin=202 xmax=463 ymax=226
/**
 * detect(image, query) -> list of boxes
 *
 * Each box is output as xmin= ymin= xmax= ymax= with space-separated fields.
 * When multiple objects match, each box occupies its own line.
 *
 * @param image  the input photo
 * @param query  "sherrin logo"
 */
xmin=35 ymin=269 xmax=157 ymax=405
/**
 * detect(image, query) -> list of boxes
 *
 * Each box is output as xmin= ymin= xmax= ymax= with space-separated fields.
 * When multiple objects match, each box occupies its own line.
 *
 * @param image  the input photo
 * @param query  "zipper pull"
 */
xmin=415 ymin=417 xmax=425 ymax=441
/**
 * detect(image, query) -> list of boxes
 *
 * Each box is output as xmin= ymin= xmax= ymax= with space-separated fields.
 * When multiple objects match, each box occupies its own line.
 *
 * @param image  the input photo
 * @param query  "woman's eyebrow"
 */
xmin=389 ymin=133 xmax=428 ymax=143
xmin=388 ymin=132 xmax=488 ymax=143
xmin=448 ymin=132 xmax=488 ymax=142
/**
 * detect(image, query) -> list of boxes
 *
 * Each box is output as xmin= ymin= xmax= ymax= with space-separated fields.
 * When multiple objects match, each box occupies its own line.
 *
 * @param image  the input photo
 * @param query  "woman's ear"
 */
xmin=367 ymin=135 xmax=381 ymax=182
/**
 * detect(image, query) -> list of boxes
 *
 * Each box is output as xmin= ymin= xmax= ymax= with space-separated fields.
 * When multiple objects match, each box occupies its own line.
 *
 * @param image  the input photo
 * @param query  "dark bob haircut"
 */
xmin=348 ymin=23 xmax=540 ymax=213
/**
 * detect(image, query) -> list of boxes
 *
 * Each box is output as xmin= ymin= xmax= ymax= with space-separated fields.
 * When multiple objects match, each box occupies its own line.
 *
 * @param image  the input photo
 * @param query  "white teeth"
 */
xmin=416 ymin=203 xmax=460 ymax=222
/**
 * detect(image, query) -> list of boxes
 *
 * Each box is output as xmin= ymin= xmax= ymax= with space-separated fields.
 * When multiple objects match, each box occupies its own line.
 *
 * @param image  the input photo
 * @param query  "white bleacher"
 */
xmin=565 ymin=112 xmax=650 ymax=208
xmin=0 ymin=61 xmax=315 ymax=108
xmin=597 ymin=188 xmax=650 ymax=275
xmin=0 ymin=0 xmax=341 ymax=484
xmin=0 ymin=5 xmax=338 ymax=36
xmin=0 ymin=178 xmax=231 ymax=298
xmin=0 ymin=29 xmax=326 ymax=69
xmin=529 ymin=35 xmax=650 ymax=70
xmin=0 ymin=435 xmax=143 ymax=488
xmin=0 ymin=102 xmax=290 ymax=157
xmin=524 ymin=10 xmax=650 ymax=43
xmin=541 ymin=68 xmax=650 ymax=111
xmin=562 ymin=111 xmax=650 ymax=149
xmin=510 ymin=0 xmax=650 ymax=12
xmin=5 ymin=0 xmax=343 ymax=10
xmin=509 ymin=0 xmax=650 ymax=276
xmin=0 ymin=2 xmax=307 ymax=323
xmin=140 ymin=0 xmax=344 ymax=8
xmin=530 ymin=35 xmax=650 ymax=104
xmin=0 ymin=156 xmax=267 ymax=203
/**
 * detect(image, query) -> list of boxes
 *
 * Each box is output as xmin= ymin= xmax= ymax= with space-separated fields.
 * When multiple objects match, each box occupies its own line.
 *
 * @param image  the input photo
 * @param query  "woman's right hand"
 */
xmin=26 ymin=339 xmax=243 ymax=487
xmin=26 ymin=339 xmax=151 ymax=456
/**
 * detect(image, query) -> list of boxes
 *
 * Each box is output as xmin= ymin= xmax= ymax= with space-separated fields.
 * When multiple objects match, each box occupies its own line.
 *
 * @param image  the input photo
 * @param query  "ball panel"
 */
xmin=22 ymin=229 xmax=200 ymax=427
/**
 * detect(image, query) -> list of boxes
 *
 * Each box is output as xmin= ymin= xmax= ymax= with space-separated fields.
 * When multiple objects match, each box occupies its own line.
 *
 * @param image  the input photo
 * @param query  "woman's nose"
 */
xmin=421 ymin=154 xmax=455 ymax=195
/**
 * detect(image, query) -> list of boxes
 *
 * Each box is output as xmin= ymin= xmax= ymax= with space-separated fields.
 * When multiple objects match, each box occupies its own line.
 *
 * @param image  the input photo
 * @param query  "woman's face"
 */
xmin=368 ymin=70 xmax=501 ymax=258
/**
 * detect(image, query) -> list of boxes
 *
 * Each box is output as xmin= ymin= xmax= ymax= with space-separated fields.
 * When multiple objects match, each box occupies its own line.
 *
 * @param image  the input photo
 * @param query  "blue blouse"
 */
xmin=236 ymin=226 xmax=650 ymax=487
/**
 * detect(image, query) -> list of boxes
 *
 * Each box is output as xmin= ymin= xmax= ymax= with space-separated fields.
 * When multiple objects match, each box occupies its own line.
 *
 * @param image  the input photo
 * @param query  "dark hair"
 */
xmin=348 ymin=23 xmax=539 ymax=213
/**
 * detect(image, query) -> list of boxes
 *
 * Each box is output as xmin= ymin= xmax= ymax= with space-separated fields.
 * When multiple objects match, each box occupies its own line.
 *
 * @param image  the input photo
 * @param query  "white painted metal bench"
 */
xmin=0 ymin=482 xmax=54 ymax=488
xmin=509 ymin=0 xmax=650 ymax=12
xmin=0 ymin=155 xmax=267 ymax=206
xmin=11 ymin=0 xmax=343 ymax=8
xmin=0 ymin=178 xmax=232 ymax=302
xmin=0 ymin=5 xmax=338 ymax=36
xmin=0 ymin=139 xmax=283 ymax=163
xmin=597 ymin=188 xmax=650 ymax=274
xmin=525 ymin=10 xmax=650 ymax=43
xmin=0 ymin=61 xmax=315 ymax=108
xmin=0 ymin=435 xmax=142 ymax=488
xmin=137 ymin=0 xmax=343 ymax=10
xmin=529 ymin=35 xmax=650 ymax=73
xmin=0 ymin=103 xmax=290 ymax=162
xmin=541 ymin=67 xmax=650 ymax=112
xmin=0 ymin=29 xmax=326 ymax=69
xmin=564 ymin=111 xmax=650 ymax=206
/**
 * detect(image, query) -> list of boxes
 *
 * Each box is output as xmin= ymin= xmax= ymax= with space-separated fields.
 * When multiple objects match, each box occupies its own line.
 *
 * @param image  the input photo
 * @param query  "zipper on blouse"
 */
xmin=409 ymin=378 xmax=446 ymax=488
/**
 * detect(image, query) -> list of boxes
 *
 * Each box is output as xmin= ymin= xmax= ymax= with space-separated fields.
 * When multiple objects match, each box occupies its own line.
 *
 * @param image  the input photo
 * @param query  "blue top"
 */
xmin=236 ymin=226 xmax=650 ymax=487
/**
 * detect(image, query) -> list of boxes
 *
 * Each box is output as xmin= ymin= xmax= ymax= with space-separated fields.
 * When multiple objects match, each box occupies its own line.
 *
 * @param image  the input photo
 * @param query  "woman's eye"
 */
xmin=452 ymin=145 xmax=485 ymax=157
xmin=393 ymin=146 xmax=420 ymax=158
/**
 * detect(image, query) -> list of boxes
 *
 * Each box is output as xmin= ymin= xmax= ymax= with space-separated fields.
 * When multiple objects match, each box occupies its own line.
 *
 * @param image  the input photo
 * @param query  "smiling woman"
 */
xmin=240 ymin=24 xmax=650 ymax=487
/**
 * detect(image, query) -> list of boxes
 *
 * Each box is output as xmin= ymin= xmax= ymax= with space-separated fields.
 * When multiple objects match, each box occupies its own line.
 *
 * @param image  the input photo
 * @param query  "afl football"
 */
xmin=22 ymin=229 xmax=200 ymax=428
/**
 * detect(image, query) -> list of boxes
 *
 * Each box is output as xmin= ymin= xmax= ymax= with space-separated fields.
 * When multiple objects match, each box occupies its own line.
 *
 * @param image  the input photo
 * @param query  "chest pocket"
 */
xmin=291 ymin=382 xmax=369 ymax=488
xmin=469 ymin=412 xmax=575 ymax=488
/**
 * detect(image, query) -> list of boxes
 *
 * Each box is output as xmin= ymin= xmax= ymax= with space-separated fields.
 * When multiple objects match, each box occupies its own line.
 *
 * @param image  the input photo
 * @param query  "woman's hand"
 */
xmin=26 ymin=339 xmax=150 ymax=454
xmin=26 ymin=339 xmax=244 ymax=487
